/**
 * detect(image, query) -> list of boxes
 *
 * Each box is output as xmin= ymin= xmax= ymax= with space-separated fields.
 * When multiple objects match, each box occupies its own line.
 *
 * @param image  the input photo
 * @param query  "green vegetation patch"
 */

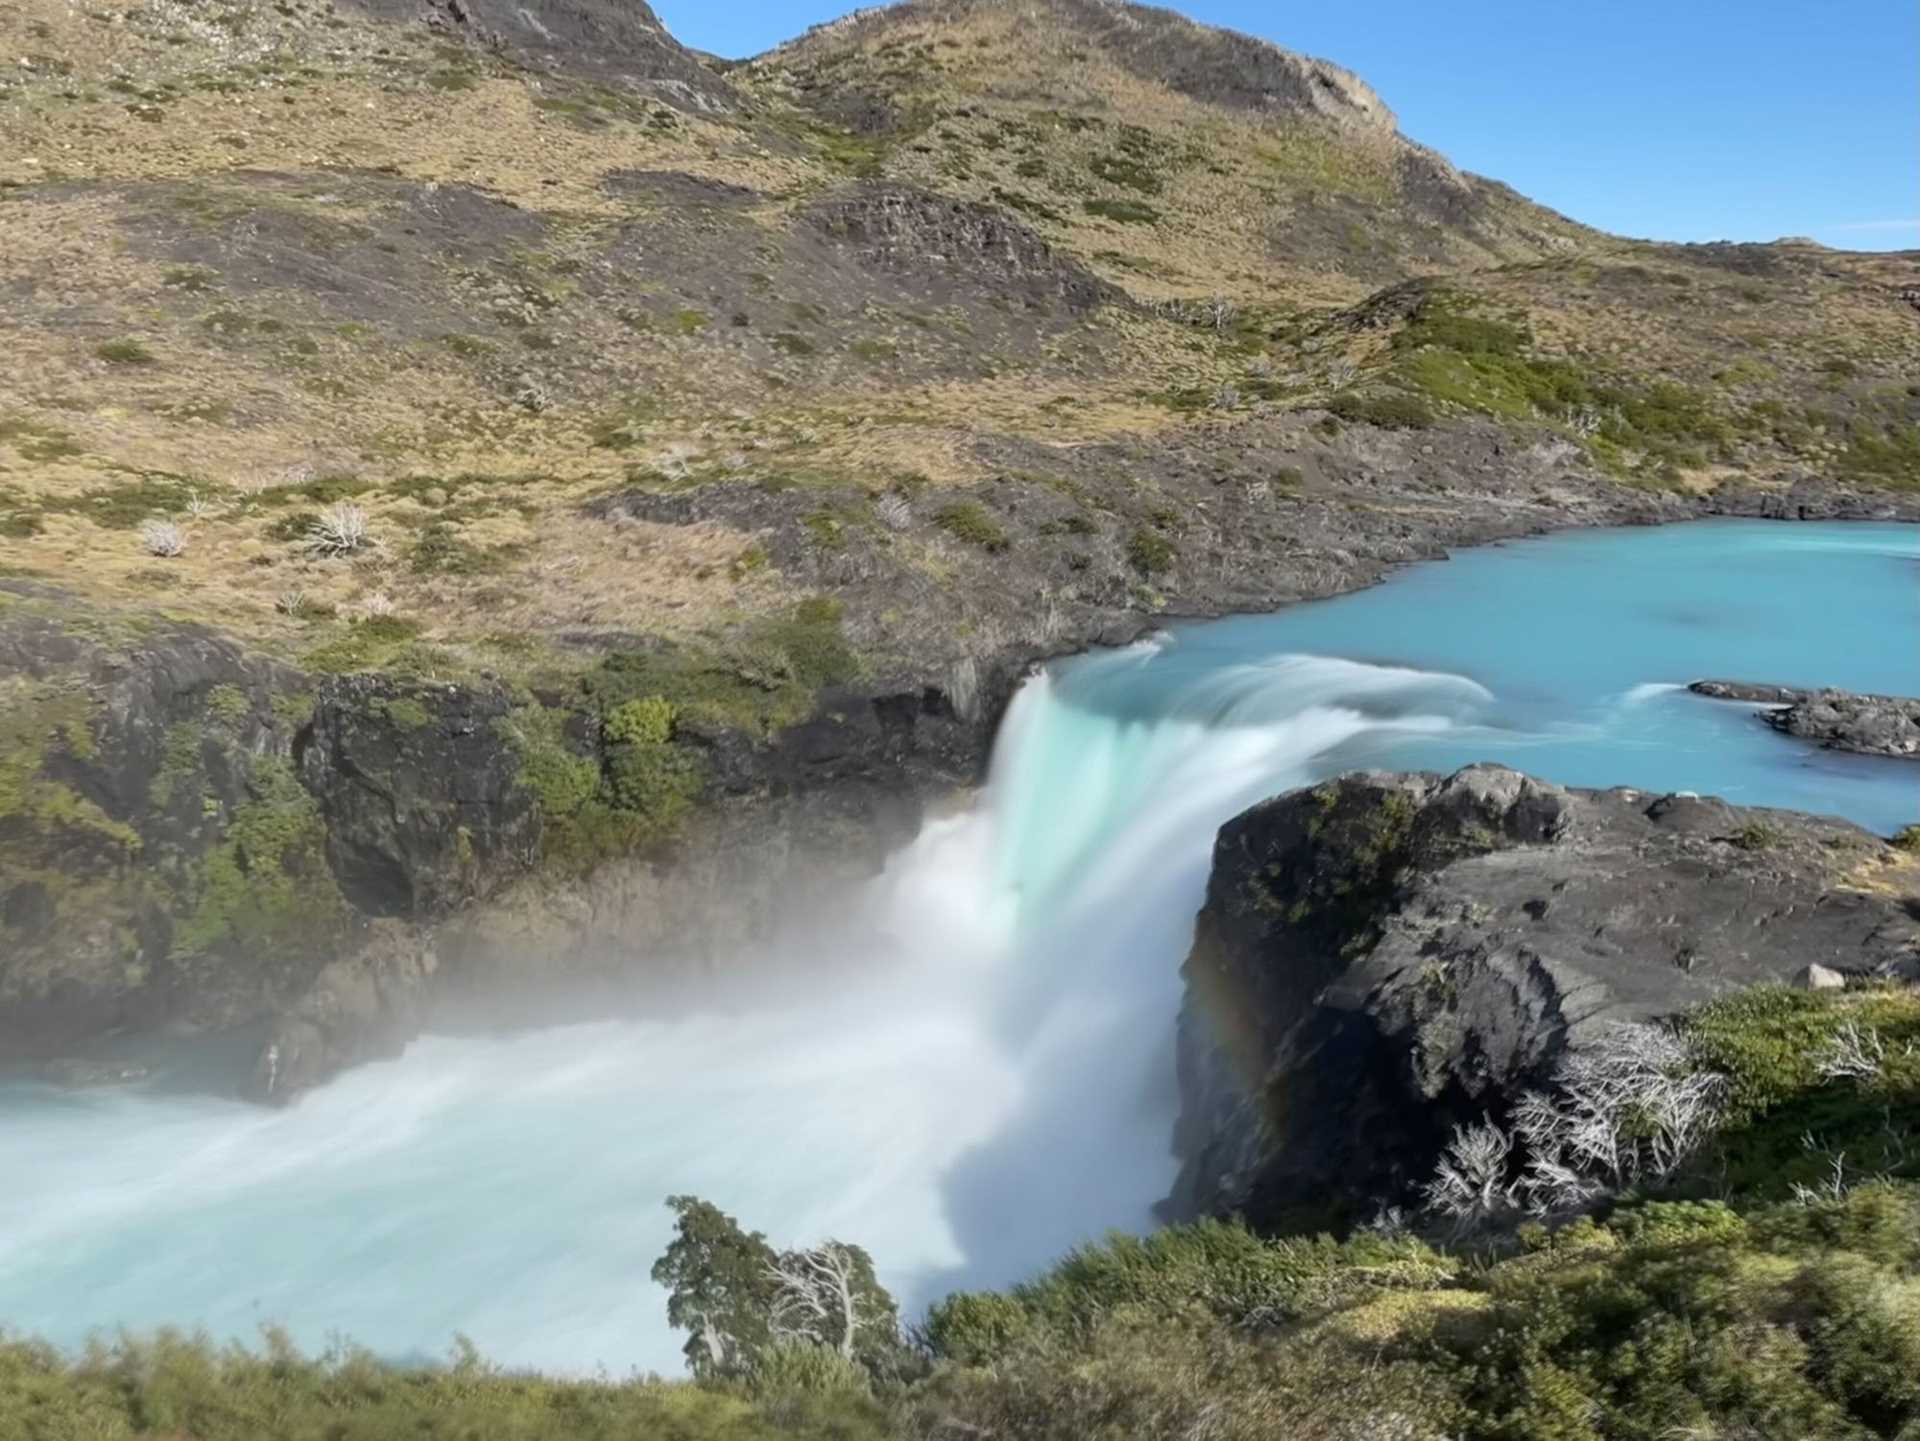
xmin=36 ymin=475 xmax=201 ymax=531
xmin=1382 ymin=288 xmax=1734 ymax=476
xmin=0 ymin=414 xmax=86 ymax=463
xmin=1088 ymin=152 xmax=1162 ymax=194
xmin=301 ymin=617 xmax=436 ymax=675
xmin=1081 ymin=197 xmax=1161 ymax=225
xmin=498 ymin=600 xmax=859 ymax=871
xmin=0 ymin=681 xmax=136 ymax=860
xmin=0 ymin=1330 xmax=889 ymax=1441
xmin=1682 ymin=986 xmax=1920 ymax=1197
xmin=94 ymin=339 xmax=156 ymax=365
xmin=169 ymin=756 xmax=347 ymax=960
xmin=1326 ymin=390 xmax=1435 ymax=430
xmin=932 ymin=500 xmax=1010 ymax=552
xmin=1126 ymin=527 xmax=1175 ymax=575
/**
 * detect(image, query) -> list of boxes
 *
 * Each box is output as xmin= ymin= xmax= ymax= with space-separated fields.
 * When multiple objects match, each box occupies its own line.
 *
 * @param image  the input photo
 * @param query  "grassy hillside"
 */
xmin=1 ymin=0 xmax=1914 ymax=696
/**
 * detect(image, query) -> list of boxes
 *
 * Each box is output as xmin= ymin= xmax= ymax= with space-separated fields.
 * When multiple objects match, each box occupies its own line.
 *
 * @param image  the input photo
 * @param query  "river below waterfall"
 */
xmin=2 ymin=519 xmax=1914 ymax=1374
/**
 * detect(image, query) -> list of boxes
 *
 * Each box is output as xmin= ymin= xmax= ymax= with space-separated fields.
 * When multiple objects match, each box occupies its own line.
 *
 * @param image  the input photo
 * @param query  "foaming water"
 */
xmin=1 ymin=520 xmax=1914 ymax=1372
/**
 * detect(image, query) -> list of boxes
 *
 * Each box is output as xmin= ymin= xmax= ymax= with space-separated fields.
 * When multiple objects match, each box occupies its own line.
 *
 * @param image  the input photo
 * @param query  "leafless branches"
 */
xmin=1420 ymin=1121 xmax=1514 ymax=1224
xmin=305 ymin=502 xmax=371 ymax=557
xmin=765 ymin=1243 xmax=871 ymax=1359
xmin=1815 ymin=1018 xmax=1887 ymax=1082
xmin=1512 ymin=1023 xmax=1728 ymax=1210
xmin=1422 ymin=1023 xmax=1729 ymax=1230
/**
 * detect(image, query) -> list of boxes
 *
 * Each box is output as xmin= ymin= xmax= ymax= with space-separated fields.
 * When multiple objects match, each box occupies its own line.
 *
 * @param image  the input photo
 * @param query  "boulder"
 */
xmin=1793 ymin=963 xmax=1848 ymax=991
xmin=1168 ymin=765 xmax=1920 ymax=1231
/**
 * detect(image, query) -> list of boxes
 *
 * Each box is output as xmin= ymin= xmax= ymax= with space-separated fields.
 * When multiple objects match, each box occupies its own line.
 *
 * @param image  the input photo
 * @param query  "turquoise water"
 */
xmin=0 ymin=519 xmax=1912 ymax=1376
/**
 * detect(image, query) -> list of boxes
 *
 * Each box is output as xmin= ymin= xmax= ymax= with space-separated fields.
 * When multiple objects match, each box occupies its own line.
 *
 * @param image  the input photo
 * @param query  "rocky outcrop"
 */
xmin=0 ymin=594 xmax=324 ymax=1062
xmin=1689 ymin=680 xmax=1920 ymax=760
xmin=1168 ymin=765 xmax=1920 ymax=1231
xmin=806 ymin=183 xmax=1121 ymax=314
xmin=341 ymin=0 xmax=736 ymax=113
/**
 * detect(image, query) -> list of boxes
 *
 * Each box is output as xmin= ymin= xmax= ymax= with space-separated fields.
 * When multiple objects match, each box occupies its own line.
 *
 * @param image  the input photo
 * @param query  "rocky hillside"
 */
xmin=1169 ymin=765 xmax=1920 ymax=1231
xmin=2 ymin=0 xmax=1917 ymax=1091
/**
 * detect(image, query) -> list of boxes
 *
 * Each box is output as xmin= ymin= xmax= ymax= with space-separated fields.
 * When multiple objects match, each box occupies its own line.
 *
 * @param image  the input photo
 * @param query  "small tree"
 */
xmin=650 ymin=1195 xmax=777 ymax=1379
xmin=653 ymin=1196 xmax=905 ymax=1384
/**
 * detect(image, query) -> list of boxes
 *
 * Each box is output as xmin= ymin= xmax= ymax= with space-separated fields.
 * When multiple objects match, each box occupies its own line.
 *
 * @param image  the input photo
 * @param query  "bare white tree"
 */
xmin=1511 ymin=1023 xmax=1727 ymax=1213
xmin=140 ymin=518 xmax=186 ymax=557
xmin=874 ymin=493 xmax=912 ymax=531
xmin=306 ymin=502 xmax=371 ymax=557
xmin=1206 ymin=293 xmax=1237 ymax=335
xmin=1421 ymin=1120 xmax=1516 ymax=1227
xmin=1422 ymin=1023 xmax=1729 ymax=1227
xmin=764 ymin=1243 xmax=869 ymax=1360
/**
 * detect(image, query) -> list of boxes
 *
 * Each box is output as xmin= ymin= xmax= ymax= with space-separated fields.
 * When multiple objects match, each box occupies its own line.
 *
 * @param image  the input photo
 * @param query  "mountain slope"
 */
xmin=752 ymin=0 xmax=1590 ymax=299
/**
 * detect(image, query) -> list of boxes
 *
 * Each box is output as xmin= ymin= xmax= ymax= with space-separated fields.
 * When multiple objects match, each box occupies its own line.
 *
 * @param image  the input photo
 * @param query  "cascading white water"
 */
xmin=3 ymin=519 xmax=1915 ymax=1373
xmin=0 ymin=651 xmax=1490 ymax=1376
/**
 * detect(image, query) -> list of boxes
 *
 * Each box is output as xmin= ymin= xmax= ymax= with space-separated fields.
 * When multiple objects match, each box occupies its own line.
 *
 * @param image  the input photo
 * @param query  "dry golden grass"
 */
xmin=3 ymin=0 xmax=1912 ymax=670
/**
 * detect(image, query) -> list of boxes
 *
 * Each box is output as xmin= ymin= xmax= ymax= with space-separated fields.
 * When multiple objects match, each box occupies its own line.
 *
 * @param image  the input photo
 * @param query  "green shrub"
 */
xmin=39 ymin=476 xmax=200 ymax=530
xmin=1089 ymin=152 xmax=1162 ymax=194
xmin=169 ymin=758 xmax=347 ymax=960
xmin=605 ymin=696 xmax=675 ymax=747
xmin=0 ymin=1329 xmax=892 ymax=1441
xmin=933 ymin=500 xmax=1010 ymax=552
xmin=1126 ymin=527 xmax=1175 ymax=575
xmin=748 ymin=1341 xmax=872 ymax=1399
xmin=923 ymin=1291 xmax=1034 ymax=1366
xmin=1082 ymin=197 xmax=1160 ymax=225
xmin=1326 ymin=390 xmax=1436 ymax=429
xmin=95 ymin=339 xmax=156 ymax=365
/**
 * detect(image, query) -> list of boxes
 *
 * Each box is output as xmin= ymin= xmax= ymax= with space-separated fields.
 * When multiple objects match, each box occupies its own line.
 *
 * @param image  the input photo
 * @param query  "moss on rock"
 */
xmin=169 ymin=757 xmax=347 ymax=961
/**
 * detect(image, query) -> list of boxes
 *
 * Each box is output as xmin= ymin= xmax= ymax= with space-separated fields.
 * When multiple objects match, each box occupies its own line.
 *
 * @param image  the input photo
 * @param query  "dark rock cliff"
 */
xmin=0 ymin=587 xmax=989 ymax=1100
xmin=1167 ymin=765 xmax=1920 ymax=1231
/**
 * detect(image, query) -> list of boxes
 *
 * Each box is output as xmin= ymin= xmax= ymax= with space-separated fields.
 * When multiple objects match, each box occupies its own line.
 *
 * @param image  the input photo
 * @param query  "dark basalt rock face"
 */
xmin=0 ymin=595 xmax=320 ymax=1063
xmin=1690 ymin=680 xmax=1920 ymax=760
xmin=1 ymin=588 xmax=986 ymax=1102
xmin=298 ymin=676 xmax=540 ymax=917
xmin=1168 ymin=765 xmax=1920 ymax=1232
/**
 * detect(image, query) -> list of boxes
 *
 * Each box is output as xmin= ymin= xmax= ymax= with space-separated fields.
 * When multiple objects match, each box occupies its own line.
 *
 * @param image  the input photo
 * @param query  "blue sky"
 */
xmin=653 ymin=0 xmax=1918 ymax=251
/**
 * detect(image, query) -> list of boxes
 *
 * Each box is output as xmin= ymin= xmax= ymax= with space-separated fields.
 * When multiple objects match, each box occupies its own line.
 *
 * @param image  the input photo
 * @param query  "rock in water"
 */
xmin=1689 ymin=680 xmax=1920 ymax=760
xmin=1167 ymin=765 xmax=1920 ymax=1231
